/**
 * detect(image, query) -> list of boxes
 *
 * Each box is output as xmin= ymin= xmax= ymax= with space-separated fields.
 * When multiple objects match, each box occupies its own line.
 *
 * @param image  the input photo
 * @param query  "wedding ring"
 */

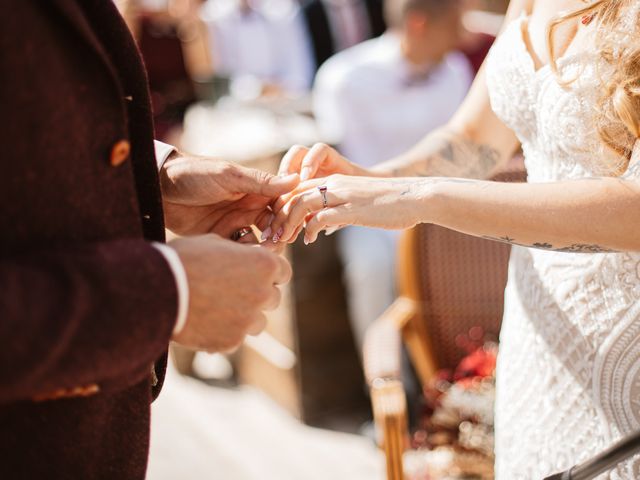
xmin=233 ymin=227 xmax=252 ymax=241
xmin=318 ymin=185 xmax=329 ymax=208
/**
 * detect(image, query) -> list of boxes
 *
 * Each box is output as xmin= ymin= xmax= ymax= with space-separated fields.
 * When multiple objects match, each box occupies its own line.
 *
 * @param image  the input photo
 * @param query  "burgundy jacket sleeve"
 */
xmin=0 ymin=239 xmax=178 ymax=404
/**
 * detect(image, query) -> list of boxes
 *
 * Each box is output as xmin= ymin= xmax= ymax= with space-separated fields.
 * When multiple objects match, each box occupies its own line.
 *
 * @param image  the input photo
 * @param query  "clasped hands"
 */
xmin=161 ymin=145 xmax=421 ymax=353
xmin=160 ymin=151 xmax=300 ymax=352
xmin=267 ymin=144 xmax=424 ymax=245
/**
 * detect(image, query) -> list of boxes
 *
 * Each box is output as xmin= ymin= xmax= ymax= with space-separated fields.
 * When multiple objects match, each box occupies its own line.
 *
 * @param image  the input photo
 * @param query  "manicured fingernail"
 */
xmin=324 ymin=227 xmax=338 ymax=236
xmin=300 ymin=167 xmax=311 ymax=181
xmin=303 ymin=235 xmax=310 ymax=245
xmin=261 ymin=227 xmax=272 ymax=241
xmin=272 ymin=227 xmax=284 ymax=243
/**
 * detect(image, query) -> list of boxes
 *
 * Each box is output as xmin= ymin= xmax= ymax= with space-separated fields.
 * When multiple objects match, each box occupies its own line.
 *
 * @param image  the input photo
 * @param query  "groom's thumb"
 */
xmin=238 ymin=166 xmax=300 ymax=197
xmin=230 ymin=163 xmax=300 ymax=197
xmin=263 ymin=172 xmax=300 ymax=197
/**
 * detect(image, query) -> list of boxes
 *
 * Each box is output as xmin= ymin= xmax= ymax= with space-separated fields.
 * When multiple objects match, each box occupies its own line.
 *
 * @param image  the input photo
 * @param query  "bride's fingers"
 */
xmin=304 ymin=207 xmax=349 ymax=244
xmin=278 ymin=145 xmax=309 ymax=176
xmin=271 ymin=178 xmax=327 ymax=215
xmin=324 ymin=224 xmax=346 ymax=236
xmin=273 ymin=191 xmax=319 ymax=243
xmin=255 ymin=210 xmax=274 ymax=240
xmin=300 ymin=143 xmax=333 ymax=181
xmin=285 ymin=214 xmax=315 ymax=243
xmin=270 ymin=195 xmax=288 ymax=217
xmin=288 ymin=223 xmax=305 ymax=244
xmin=271 ymin=189 xmax=330 ymax=243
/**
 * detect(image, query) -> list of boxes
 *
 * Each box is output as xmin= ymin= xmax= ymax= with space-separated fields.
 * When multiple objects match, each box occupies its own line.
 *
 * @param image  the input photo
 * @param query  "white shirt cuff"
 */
xmin=152 ymin=243 xmax=189 ymax=335
xmin=154 ymin=140 xmax=177 ymax=171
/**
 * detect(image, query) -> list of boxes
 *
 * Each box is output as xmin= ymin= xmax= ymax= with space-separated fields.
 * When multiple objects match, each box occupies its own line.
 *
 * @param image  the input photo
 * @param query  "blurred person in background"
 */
xmin=201 ymin=0 xmax=315 ymax=96
xmin=312 ymin=0 xmax=472 ymax=352
xmin=0 ymin=1 xmax=298 ymax=478
xmin=299 ymin=0 xmax=386 ymax=71
xmin=458 ymin=0 xmax=500 ymax=73
xmin=113 ymin=0 xmax=210 ymax=137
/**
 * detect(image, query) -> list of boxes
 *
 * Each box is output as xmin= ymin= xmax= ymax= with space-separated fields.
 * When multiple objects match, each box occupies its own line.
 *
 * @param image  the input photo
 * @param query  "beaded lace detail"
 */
xmin=485 ymin=15 xmax=640 ymax=479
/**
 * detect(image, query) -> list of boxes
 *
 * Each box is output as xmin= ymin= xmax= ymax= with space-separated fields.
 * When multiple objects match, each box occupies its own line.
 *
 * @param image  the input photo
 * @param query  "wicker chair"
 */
xmin=363 ymin=167 xmax=526 ymax=480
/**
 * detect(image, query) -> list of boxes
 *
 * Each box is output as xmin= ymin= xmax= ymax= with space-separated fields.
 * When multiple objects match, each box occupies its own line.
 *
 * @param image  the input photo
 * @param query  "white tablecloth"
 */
xmin=147 ymin=363 xmax=385 ymax=480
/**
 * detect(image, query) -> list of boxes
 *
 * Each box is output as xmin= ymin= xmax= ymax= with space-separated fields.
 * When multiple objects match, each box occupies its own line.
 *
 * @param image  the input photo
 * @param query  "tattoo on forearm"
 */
xmin=409 ymin=133 xmax=502 ymax=179
xmin=399 ymin=185 xmax=412 ymax=196
xmin=393 ymin=177 xmax=490 ymax=198
xmin=481 ymin=235 xmax=617 ymax=253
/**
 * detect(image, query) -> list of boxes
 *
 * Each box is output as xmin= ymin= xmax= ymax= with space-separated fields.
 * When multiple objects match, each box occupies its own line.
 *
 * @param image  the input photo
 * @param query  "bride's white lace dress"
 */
xmin=485 ymin=14 xmax=640 ymax=479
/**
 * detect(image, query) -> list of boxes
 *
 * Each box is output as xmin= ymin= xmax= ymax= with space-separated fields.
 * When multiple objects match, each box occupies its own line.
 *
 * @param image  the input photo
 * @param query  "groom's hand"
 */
xmin=160 ymin=152 xmax=299 ymax=238
xmin=170 ymin=234 xmax=292 ymax=352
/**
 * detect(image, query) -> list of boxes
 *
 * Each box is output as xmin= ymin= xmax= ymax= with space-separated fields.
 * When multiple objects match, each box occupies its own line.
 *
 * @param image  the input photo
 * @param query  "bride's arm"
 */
xmin=415 ymin=170 xmax=640 ymax=253
xmin=375 ymin=0 xmax=531 ymax=179
xmin=270 ymin=154 xmax=640 ymax=251
xmin=280 ymin=0 xmax=530 ymax=182
xmin=371 ymin=120 xmax=516 ymax=180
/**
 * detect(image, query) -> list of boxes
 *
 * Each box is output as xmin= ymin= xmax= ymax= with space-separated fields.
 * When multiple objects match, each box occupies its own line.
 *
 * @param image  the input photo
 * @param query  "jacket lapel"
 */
xmin=45 ymin=0 xmax=166 ymax=242
xmin=46 ymin=0 xmax=121 ymax=90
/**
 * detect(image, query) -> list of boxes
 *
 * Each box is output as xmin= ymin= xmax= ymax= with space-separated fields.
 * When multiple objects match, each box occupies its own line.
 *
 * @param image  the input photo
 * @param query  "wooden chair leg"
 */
xmin=363 ymin=297 xmax=421 ymax=480
xmin=363 ymin=297 xmax=419 ymax=383
xmin=401 ymin=317 xmax=439 ymax=388
xmin=370 ymin=379 xmax=408 ymax=480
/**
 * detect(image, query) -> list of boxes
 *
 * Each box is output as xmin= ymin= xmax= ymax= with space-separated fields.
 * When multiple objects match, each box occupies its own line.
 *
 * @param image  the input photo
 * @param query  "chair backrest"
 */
xmin=398 ymin=168 xmax=526 ymax=377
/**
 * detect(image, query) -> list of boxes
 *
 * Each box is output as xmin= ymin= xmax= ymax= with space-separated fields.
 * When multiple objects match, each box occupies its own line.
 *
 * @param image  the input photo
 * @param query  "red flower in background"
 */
xmin=454 ymin=346 xmax=497 ymax=383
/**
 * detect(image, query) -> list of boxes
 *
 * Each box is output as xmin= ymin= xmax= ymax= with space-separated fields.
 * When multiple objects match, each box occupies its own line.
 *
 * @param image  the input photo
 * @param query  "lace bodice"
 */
xmin=485 ymin=15 xmax=640 ymax=479
xmin=487 ymin=15 xmax=625 ymax=181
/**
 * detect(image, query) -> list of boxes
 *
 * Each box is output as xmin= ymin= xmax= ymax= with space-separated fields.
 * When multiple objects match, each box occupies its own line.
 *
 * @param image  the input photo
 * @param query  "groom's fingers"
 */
xmin=233 ymin=164 xmax=300 ymax=198
xmin=209 ymin=208 xmax=265 ymax=239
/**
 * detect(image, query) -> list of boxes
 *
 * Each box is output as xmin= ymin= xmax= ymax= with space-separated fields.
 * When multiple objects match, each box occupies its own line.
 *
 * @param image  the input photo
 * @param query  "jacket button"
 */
xmin=110 ymin=140 xmax=131 ymax=167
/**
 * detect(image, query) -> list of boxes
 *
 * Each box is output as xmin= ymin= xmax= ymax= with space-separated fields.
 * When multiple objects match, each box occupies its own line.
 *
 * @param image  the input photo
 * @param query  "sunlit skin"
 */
xmin=270 ymin=0 xmax=640 ymax=253
xmin=158 ymin=151 xmax=297 ymax=351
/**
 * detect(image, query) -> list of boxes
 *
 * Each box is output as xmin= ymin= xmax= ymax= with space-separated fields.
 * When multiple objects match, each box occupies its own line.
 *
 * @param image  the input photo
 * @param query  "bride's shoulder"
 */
xmin=506 ymin=0 xmax=534 ymax=19
xmin=499 ymin=0 xmax=533 ymax=33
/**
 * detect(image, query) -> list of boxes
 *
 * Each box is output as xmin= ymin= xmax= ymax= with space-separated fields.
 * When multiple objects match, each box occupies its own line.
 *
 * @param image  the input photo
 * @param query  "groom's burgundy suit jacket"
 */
xmin=0 ymin=0 xmax=179 ymax=478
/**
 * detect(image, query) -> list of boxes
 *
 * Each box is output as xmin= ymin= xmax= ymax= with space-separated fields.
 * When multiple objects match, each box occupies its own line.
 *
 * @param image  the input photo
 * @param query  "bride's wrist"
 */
xmin=408 ymin=178 xmax=446 ymax=226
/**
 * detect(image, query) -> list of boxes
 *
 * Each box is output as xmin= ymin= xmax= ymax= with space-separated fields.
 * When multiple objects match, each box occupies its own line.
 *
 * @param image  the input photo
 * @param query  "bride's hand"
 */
xmin=278 ymin=143 xmax=378 ymax=181
xmin=269 ymin=175 xmax=427 ymax=244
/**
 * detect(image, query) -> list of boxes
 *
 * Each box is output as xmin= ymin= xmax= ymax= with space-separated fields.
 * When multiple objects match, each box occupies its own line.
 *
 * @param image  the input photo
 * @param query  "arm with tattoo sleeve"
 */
xmin=371 ymin=127 xmax=506 ymax=179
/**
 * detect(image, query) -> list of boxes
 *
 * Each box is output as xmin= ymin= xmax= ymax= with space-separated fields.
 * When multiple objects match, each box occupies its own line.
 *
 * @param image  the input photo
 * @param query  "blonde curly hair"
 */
xmin=548 ymin=0 xmax=640 ymax=170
